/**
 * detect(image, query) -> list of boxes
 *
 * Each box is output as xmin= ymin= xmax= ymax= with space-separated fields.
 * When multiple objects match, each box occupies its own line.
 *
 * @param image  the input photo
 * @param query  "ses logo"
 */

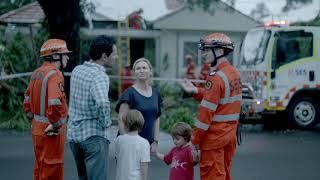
xmin=288 ymin=69 xmax=307 ymax=76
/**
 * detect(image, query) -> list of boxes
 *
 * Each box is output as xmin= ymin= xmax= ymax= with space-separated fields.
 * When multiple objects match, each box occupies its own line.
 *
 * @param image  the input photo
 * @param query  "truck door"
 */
xmin=270 ymin=30 xmax=314 ymax=108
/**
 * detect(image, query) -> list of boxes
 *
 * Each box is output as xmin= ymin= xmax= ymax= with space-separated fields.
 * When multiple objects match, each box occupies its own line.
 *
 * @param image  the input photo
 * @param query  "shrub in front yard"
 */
xmin=159 ymin=84 xmax=198 ymax=132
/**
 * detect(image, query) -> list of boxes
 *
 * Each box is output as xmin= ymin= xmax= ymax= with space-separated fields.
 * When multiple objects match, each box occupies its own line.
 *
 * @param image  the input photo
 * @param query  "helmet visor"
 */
xmin=198 ymin=40 xmax=204 ymax=50
xmin=198 ymin=39 xmax=208 ymax=50
xmin=198 ymin=38 xmax=234 ymax=51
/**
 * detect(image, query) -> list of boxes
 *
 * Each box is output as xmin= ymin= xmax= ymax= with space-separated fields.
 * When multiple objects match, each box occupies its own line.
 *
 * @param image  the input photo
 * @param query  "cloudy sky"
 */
xmin=92 ymin=0 xmax=319 ymax=22
xmin=229 ymin=0 xmax=320 ymax=22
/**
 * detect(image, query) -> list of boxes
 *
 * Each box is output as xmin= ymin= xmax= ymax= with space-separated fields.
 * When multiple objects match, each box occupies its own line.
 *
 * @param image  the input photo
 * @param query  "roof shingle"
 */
xmin=0 ymin=1 xmax=44 ymax=24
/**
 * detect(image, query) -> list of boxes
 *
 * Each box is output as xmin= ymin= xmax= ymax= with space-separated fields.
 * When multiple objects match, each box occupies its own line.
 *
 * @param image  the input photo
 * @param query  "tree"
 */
xmin=282 ymin=0 xmax=313 ymax=12
xmin=37 ymin=0 xmax=89 ymax=98
xmin=0 ymin=28 xmax=48 ymax=130
xmin=250 ymin=2 xmax=270 ymax=22
xmin=186 ymin=0 xmax=235 ymax=15
xmin=37 ymin=0 xmax=81 ymax=73
xmin=186 ymin=0 xmax=312 ymax=15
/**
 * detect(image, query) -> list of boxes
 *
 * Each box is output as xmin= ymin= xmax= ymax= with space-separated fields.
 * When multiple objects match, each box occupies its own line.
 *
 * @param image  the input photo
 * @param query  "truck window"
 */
xmin=272 ymin=31 xmax=313 ymax=69
xmin=240 ymin=29 xmax=271 ymax=65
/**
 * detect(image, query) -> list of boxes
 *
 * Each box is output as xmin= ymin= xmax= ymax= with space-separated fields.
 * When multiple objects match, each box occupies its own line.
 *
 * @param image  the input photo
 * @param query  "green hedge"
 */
xmin=159 ymin=84 xmax=198 ymax=133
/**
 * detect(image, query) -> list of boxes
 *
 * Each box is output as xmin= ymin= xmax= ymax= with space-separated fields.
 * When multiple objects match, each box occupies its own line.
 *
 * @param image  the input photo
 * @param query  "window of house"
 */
xmin=272 ymin=30 xmax=313 ymax=69
xmin=183 ymin=41 xmax=200 ymax=67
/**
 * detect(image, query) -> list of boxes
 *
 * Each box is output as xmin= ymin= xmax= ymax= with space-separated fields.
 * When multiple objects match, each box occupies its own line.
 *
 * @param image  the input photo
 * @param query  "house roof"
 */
xmin=153 ymin=1 xmax=257 ymax=24
xmin=0 ymin=2 xmax=44 ymax=24
xmin=94 ymin=0 xmax=177 ymax=21
xmin=153 ymin=1 xmax=259 ymax=32
xmin=0 ymin=1 xmax=112 ymax=24
xmin=90 ymin=12 xmax=113 ymax=21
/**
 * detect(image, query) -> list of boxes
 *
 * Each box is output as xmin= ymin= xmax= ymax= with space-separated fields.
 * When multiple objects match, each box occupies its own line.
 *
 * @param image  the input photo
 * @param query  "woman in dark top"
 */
xmin=116 ymin=58 xmax=163 ymax=152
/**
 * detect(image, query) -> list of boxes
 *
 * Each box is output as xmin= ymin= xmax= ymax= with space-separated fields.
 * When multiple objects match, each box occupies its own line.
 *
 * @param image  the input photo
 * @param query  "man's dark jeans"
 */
xmin=69 ymin=136 xmax=109 ymax=180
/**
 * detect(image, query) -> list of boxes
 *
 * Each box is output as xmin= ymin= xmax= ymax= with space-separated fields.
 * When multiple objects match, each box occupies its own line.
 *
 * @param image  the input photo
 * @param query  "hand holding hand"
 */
xmin=150 ymin=141 xmax=158 ymax=154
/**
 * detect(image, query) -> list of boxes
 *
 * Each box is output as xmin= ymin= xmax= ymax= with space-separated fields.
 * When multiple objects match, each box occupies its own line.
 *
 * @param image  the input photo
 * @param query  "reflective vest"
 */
xmin=192 ymin=60 xmax=242 ymax=150
xmin=121 ymin=67 xmax=134 ymax=93
xmin=23 ymin=62 xmax=68 ymax=136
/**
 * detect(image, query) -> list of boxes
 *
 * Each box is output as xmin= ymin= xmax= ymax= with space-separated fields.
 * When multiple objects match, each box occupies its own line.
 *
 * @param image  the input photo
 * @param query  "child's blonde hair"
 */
xmin=171 ymin=122 xmax=192 ymax=142
xmin=124 ymin=109 xmax=145 ymax=132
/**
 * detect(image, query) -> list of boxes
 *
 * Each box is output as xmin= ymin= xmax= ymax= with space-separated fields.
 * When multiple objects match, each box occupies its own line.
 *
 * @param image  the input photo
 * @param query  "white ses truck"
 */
xmin=239 ymin=21 xmax=320 ymax=129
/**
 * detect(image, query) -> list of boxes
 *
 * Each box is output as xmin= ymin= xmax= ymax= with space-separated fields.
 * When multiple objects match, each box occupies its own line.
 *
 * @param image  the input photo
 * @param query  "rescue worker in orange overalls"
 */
xmin=185 ymin=54 xmax=197 ymax=83
xmin=180 ymin=33 xmax=242 ymax=180
xmin=120 ymin=64 xmax=134 ymax=93
xmin=183 ymin=54 xmax=197 ymax=97
xmin=23 ymin=39 xmax=70 ymax=180
xmin=128 ymin=8 xmax=146 ymax=29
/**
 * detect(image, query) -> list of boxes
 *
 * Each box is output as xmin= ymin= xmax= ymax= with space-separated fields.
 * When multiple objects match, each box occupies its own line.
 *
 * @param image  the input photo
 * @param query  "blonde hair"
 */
xmin=124 ymin=109 xmax=145 ymax=132
xmin=171 ymin=122 xmax=192 ymax=142
xmin=132 ymin=57 xmax=153 ymax=85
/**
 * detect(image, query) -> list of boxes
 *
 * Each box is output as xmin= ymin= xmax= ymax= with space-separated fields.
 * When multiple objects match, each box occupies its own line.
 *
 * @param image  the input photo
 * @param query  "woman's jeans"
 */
xmin=69 ymin=136 xmax=110 ymax=180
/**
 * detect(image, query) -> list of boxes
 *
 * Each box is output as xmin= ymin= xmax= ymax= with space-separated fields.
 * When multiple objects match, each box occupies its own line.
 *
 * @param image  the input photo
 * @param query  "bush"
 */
xmin=159 ymin=84 xmax=198 ymax=132
xmin=160 ymin=106 xmax=194 ymax=133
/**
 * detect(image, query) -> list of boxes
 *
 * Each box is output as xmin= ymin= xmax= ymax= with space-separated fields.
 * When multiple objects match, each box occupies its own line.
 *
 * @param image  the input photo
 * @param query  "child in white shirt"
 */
xmin=113 ymin=109 xmax=150 ymax=180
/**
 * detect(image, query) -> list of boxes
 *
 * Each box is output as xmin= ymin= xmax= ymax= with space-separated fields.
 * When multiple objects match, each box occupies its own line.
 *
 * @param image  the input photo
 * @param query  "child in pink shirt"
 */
xmin=153 ymin=122 xmax=199 ymax=180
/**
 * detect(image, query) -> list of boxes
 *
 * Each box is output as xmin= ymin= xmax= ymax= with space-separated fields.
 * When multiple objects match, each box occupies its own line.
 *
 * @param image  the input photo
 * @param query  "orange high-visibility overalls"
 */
xmin=192 ymin=60 xmax=242 ymax=180
xmin=121 ymin=67 xmax=134 ymax=93
xmin=24 ymin=62 xmax=68 ymax=180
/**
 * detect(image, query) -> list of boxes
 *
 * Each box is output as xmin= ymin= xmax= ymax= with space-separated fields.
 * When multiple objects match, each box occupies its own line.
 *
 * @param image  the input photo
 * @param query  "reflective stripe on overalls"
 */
xmin=33 ymin=70 xmax=66 ymax=128
xmin=213 ymin=71 xmax=240 ymax=122
xmin=194 ymin=70 xmax=242 ymax=130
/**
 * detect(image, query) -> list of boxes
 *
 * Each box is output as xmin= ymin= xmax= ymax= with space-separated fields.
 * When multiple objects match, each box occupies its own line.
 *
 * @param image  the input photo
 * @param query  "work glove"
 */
xmin=44 ymin=124 xmax=59 ymax=136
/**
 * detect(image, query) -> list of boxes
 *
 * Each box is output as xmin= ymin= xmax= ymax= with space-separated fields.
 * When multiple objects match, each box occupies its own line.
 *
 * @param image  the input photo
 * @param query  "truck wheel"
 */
xmin=288 ymin=97 xmax=320 ymax=129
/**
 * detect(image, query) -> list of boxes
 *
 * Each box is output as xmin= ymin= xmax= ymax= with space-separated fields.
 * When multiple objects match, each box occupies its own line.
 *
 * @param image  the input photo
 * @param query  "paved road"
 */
xmin=1 ymin=125 xmax=320 ymax=180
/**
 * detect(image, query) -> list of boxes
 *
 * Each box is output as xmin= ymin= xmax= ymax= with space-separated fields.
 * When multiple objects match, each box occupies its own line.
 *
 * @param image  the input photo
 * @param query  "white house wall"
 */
xmin=157 ymin=30 xmax=178 ymax=78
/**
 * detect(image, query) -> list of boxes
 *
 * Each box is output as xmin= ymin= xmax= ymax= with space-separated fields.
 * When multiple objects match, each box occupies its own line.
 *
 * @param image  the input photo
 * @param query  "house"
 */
xmin=0 ymin=0 xmax=258 ymax=78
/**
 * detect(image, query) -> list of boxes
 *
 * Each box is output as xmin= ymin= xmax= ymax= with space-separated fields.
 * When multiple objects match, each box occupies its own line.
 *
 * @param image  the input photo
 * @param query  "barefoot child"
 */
xmin=154 ymin=122 xmax=199 ymax=180
xmin=113 ymin=109 xmax=150 ymax=180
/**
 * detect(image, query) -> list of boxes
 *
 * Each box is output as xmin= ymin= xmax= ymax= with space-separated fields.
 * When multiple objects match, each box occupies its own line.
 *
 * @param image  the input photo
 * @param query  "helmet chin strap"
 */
xmin=51 ymin=54 xmax=65 ymax=71
xmin=210 ymin=48 xmax=228 ymax=67
xmin=59 ymin=54 xmax=64 ymax=69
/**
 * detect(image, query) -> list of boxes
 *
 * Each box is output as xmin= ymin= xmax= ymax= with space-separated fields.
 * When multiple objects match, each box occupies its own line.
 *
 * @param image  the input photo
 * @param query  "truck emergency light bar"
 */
xmin=263 ymin=20 xmax=289 ymax=27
